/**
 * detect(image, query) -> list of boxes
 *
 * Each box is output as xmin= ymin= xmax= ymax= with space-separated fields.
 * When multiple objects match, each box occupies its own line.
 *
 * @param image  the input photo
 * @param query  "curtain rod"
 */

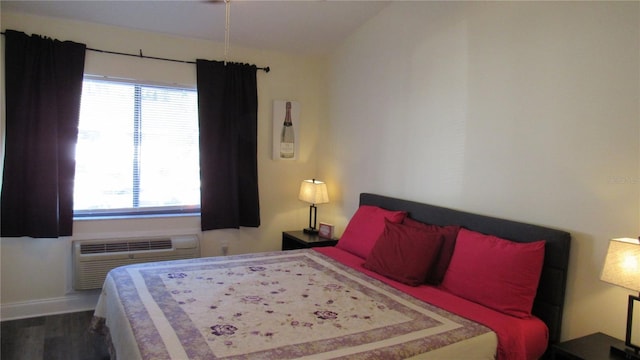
xmin=1 ymin=31 xmax=270 ymax=72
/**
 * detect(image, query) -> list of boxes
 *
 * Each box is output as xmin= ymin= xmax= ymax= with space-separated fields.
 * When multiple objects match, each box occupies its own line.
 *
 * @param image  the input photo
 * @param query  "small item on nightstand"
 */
xmin=318 ymin=222 xmax=334 ymax=239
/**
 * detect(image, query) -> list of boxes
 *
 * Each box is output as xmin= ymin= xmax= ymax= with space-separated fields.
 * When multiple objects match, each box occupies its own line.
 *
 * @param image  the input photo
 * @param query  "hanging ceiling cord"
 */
xmin=224 ymin=0 xmax=231 ymax=65
xmin=0 ymin=31 xmax=271 ymax=72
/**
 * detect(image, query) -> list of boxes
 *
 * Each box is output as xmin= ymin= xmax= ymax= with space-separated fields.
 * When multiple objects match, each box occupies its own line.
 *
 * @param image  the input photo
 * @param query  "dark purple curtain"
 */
xmin=1 ymin=30 xmax=86 ymax=237
xmin=196 ymin=60 xmax=260 ymax=230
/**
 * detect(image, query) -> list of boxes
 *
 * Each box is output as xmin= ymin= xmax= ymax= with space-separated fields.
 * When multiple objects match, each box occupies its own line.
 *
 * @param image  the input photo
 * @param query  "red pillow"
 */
xmin=402 ymin=217 xmax=460 ymax=285
xmin=440 ymin=228 xmax=545 ymax=318
xmin=363 ymin=220 xmax=444 ymax=286
xmin=336 ymin=205 xmax=407 ymax=259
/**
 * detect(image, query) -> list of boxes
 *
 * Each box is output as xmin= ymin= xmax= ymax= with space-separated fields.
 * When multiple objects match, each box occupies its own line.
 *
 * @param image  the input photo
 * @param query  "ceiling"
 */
xmin=1 ymin=0 xmax=391 ymax=56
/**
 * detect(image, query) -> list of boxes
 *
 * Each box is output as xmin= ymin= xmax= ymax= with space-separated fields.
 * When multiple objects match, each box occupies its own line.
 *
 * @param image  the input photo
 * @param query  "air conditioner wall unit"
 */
xmin=72 ymin=235 xmax=200 ymax=290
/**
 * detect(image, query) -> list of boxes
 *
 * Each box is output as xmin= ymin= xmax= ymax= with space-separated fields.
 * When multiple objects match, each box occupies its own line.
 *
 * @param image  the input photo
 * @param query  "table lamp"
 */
xmin=601 ymin=237 xmax=640 ymax=359
xmin=298 ymin=179 xmax=329 ymax=234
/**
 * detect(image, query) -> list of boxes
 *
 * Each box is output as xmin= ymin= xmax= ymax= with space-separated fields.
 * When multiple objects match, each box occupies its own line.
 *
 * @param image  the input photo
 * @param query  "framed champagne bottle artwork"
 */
xmin=272 ymin=100 xmax=300 ymax=160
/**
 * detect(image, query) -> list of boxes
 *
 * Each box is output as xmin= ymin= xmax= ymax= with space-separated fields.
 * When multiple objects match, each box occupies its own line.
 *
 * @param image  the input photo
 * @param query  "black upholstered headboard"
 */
xmin=359 ymin=193 xmax=571 ymax=346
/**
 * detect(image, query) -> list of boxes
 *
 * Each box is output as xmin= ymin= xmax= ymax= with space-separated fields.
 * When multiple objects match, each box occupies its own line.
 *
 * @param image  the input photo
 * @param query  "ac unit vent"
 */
xmin=79 ymin=239 xmax=173 ymax=254
xmin=72 ymin=235 xmax=199 ymax=290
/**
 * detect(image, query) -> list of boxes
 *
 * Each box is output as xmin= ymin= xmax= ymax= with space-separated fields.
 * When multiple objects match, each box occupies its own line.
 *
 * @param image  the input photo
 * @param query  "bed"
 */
xmin=92 ymin=193 xmax=571 ymax=359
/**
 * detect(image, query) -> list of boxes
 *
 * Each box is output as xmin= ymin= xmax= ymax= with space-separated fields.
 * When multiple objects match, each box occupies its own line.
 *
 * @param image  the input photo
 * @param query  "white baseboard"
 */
xmin=0 ymin=291 xmax=101 ymax=321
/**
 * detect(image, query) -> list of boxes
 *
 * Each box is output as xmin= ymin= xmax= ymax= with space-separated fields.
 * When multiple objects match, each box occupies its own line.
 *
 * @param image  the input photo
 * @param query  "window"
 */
xmin=73 ymin=77 xmax=200 ymax=217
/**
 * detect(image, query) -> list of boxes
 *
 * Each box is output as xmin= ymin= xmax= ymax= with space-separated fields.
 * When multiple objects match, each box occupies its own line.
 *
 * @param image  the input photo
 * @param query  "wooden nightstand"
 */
xmin=551 ymin=332 xmax=628 ymax=360
xmin=282 ymin=230 xmax=338 ymax=250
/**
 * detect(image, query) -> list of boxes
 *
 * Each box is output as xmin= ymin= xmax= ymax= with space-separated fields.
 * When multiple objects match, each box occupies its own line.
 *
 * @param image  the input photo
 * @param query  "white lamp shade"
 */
xmin=601 ymin=237 xmax=640 ymax=292
xmin=298 ymin=179 xmax=329 ymax=205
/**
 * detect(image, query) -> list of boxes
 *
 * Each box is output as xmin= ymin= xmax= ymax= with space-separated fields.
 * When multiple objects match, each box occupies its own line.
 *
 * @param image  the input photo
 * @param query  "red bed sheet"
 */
xmin=314 ymin=246 xmax=548 ymax=360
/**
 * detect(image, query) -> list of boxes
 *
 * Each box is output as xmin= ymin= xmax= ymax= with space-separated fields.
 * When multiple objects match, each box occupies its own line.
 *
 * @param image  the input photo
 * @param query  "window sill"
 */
xmin=73 ymin=212 xmax=200 ymax=221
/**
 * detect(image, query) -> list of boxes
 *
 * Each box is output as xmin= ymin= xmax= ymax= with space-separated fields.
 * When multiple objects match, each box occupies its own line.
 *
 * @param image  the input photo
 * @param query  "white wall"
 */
xmin=323 ymin=1 xmax=639 ymax=342
xmin=0 ymin=12 xmax=327 ymax=319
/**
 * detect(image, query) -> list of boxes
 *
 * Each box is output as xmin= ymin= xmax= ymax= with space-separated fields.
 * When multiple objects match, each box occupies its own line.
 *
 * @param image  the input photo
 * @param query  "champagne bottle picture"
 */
xmin=280 ymin=101 xmax=295 ymax=159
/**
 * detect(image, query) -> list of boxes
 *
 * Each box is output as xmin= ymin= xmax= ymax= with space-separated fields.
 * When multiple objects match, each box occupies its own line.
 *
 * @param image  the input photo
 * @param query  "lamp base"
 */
xmin=611 ymin=344 xmax=640 ymax=359
xmin=303 ymin=228 xmax=318 ymax=235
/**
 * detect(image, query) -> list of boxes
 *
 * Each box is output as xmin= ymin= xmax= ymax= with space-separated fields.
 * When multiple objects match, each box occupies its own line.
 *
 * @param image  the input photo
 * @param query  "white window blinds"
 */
xmin=73 ymin=77 xmax=200 ymax=216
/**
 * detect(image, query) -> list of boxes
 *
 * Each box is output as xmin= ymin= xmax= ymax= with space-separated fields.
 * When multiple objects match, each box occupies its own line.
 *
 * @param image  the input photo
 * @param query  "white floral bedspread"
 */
xmin=94 ymin=249 xmax=493 ymax=359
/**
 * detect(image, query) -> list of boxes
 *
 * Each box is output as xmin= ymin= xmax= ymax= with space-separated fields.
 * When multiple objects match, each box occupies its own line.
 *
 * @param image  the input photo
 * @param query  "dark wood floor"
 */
xmin=1 ymin=310 xmax=109 ymax=360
